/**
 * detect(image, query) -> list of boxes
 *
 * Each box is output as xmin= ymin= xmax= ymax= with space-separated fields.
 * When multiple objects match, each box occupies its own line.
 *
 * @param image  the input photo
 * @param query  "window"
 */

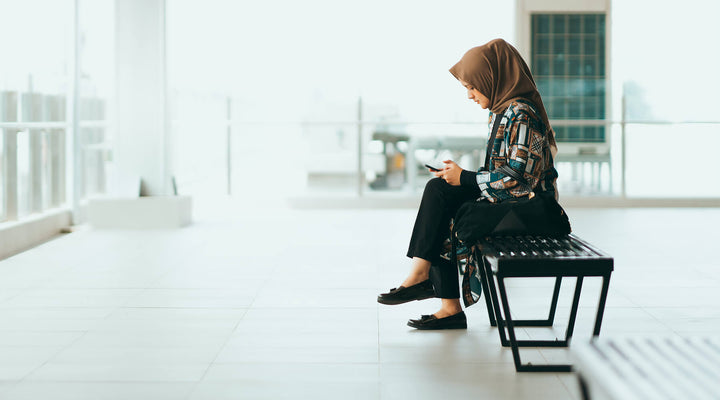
xmin=0 ymin=0 xmax=72 ymax=221
xmin=531 ymin=13 xmax=606 ymax=143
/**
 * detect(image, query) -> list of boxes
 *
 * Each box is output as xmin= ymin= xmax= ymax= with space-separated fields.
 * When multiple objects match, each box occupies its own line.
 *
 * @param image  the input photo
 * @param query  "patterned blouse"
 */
xmin=459 ymin=99 xmax=558 ymax=201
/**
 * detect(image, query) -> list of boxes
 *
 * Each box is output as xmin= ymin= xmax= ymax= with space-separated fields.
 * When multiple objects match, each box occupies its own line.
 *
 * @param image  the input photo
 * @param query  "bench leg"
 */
xmin=480 ymin=255 xmax=511 ymax=347
xmin=504 ymin=276 xmax=583 ymax=348
xmin=479 ymin=257 xmax=559 ymax=347
xmin=499 ymin=276 xmax=563 ymax=328
xmin=494 ymin=274 xmax=612 ymax=372
xmin=547 ymin=277 xmax=562 ymax=325
xmin=474 ymin=249 xmax=498 ymax=327
xmin=564 ymin=276 xmax=584 ymax=343
xmin=479 ymin=256 xmax=585 ymax=350
xmin=578 ymin=374 xmax=592 ymax=400
xmin=592 ymin=272 xmax=612 ymax=336
xmin=496 ymin=276 xmax=573 ymax=373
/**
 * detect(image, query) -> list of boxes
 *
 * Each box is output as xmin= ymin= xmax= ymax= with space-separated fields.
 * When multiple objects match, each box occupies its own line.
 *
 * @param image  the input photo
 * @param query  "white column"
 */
xmin=90 ymin=0 xmax=190 ymax=228
xmin=114 ymin=0 xmax=170 ymax=196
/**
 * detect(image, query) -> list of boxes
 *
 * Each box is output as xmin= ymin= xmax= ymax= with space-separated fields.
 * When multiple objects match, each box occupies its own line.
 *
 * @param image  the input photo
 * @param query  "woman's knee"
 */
xmin=424 ymin=177 xmax=449 ymax=195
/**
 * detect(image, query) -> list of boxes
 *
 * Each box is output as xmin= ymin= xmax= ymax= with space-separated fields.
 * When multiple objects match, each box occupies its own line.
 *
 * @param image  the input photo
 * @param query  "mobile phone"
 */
xmin=424 ymin=164 xmax=442 ymax=172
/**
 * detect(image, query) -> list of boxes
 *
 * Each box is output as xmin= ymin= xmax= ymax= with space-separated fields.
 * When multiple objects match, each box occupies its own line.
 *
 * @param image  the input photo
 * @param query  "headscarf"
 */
xmin=449 ymin=38 xmax=557 ymax=151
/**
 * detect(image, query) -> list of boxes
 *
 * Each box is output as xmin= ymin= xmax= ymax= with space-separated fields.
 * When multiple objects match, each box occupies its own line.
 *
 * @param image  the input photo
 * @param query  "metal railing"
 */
xmin=0 ymin=91 xmax=109 ymax=223
xmin=169 ymin=94 xmax=720 ymax=202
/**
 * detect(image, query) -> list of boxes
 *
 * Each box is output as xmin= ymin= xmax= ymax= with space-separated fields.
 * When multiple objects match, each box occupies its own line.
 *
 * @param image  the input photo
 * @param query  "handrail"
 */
xmin=0 ymin=121 xmax=107 ymax=129
xmin=0 ymin=122 xmax=68 ymax=129
xmin=168 ymin=119 xmax=720 ymax=126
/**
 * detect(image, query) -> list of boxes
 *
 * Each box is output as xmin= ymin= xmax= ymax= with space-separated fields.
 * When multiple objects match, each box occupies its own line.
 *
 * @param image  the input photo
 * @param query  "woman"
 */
xmin=377 ymin=38 xmax=559 ymax=330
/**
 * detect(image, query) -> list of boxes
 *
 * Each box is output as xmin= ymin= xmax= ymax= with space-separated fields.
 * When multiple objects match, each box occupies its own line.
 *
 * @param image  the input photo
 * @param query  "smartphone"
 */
xmin=424 ymin=164 xmax=442 ymax=172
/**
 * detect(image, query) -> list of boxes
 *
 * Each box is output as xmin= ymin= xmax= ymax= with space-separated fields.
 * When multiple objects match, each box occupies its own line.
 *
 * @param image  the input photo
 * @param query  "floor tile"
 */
xmin=2 ymin=289 xmax=144 ymax=308
xmin=202 ymin=363 xmax=379 ymax=382
xmin=380 ymin=363 xmax=574 ymax=400
xmin=189 ymin=382 xmax=380 ymax=400
xmin=24 ymin=363 xmax=210 ymax=382
xmin=48 ymin=346 xmax=223 ymax=365
xmin=251 ymin=288 xmax=379 ymax=308
xmin=0 ymin=346 xmax=66 ymax=380
xmin=214 ymin=342 xmax=379 ymax=364
xmin=106 ymin=307 xmax=247 ymax=321
xmin=124 ymin=289 xmax=255 ymax=308
xmin=2 ymin=382 xmax=195 ymax=399
xmin=69 ymin=331 xmax=230 ymax=349
xmin=0 ymin=332 xmax=85 ymax=347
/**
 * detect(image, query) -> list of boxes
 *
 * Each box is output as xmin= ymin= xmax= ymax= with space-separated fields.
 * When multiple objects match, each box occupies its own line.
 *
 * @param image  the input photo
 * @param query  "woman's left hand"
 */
xmin=436 ymin=160 xmax=463 ymax=186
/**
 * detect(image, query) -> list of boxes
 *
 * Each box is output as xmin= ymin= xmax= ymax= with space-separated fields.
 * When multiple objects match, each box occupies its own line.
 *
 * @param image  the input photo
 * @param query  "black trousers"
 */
xmin=406 ymin=178 xmax=482 ymax=299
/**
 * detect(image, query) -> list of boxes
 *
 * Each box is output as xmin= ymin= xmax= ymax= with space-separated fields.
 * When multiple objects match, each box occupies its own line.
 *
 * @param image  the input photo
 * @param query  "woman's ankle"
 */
xmin=433 ymin=307 xmax=463 ymax=319
xmin=401 ymin=273 xmax=429 ymax=288
xmin=400 ymin=258 xmax=431 ymax=288
xmin=440 ymin=299 xmax=463 ymax=314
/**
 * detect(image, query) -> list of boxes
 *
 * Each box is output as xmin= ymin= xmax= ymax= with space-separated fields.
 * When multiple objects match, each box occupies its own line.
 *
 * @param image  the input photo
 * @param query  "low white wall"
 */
xmin=0 ymin=208 xmax=73 ymax=261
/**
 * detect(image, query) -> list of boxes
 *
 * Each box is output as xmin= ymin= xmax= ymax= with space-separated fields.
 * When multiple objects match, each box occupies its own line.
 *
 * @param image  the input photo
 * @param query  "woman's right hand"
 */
xmin=436 ymin=160 xmax=462 ymax=186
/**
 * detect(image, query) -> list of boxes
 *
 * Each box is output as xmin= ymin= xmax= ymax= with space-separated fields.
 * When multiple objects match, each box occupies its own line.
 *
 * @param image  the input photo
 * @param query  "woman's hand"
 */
xmin=435 ymin=160 xmax=463 ymax=186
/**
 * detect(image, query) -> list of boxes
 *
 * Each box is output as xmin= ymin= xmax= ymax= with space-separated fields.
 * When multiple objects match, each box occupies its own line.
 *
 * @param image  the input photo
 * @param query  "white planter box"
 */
xmin=88 ymin=196 xmax=192 ymax=229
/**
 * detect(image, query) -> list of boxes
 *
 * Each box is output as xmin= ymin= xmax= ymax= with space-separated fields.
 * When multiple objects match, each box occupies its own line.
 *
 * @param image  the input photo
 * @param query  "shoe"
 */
xmin=407 ymin=311 xmax=467 ymax=330
xmin=377 ymin=279 xmax=435 ymax=305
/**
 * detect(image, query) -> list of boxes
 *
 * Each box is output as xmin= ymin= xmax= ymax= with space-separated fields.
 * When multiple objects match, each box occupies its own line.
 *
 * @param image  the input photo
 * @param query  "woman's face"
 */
xmin=459 ymin=79 xmax=490 ymax=109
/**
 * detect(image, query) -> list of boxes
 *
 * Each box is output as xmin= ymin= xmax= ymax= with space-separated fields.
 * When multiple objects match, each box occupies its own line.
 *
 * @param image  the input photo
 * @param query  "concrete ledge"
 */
xmin=559 ymin=196 xmax=720 ymax=208
xmin=288 ymin=194 xmax=421 ymax=209
xmin=0 ymin=208 xmax=73 ymax=261
xmin=288 ymin=193 xmax=720 ymax=209
xmin=88 ymin=196 xmax=192 ymax=229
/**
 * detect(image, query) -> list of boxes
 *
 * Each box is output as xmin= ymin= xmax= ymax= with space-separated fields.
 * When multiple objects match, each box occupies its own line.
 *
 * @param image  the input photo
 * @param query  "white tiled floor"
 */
xmin=1 ymin=203 xmax=720 ymax=399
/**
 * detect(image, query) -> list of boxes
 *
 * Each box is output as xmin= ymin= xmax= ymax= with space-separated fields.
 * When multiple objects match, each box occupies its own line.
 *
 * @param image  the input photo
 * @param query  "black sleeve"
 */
xmin=460 ymin=169 xmax=478 ymax=188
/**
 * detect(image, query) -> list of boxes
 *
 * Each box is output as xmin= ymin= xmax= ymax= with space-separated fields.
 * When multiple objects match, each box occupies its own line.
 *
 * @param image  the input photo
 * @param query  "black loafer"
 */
xmin=377 ymin=279 xmax=435 ymax=305
xmin=407 ymin=311 xmax=467 ymax=330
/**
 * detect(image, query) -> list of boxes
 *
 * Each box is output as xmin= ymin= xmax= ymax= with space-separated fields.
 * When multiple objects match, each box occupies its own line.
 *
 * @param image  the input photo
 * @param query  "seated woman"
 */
xmin=377 ymin=38 xmax=560 ymax=330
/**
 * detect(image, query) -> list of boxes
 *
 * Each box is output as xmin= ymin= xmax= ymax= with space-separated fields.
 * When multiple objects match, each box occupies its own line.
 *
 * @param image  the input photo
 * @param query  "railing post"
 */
xmin=57 ymin=96 xmax=67 ymax=207
xmin=2 ymin=91 xmax=19 ymax=221
xmin=3 ymin=129 xmax=18 ymax=221
xmin=68 ymin=0 xmax=82 ymax=223
xmin=226 ymin=96 xmax=232 ymax=196
xmin=620 ymin=92 xmax=627 ymax=199
xmin=26 ymin=90 xmax=43 ymax=213
xmin=357 ymin=96 xmax=363 ymax=197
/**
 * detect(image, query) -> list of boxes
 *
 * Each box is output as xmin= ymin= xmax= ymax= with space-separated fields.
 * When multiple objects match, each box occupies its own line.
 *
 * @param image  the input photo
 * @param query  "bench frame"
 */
xmin=470 ymin=235 xmax=613 ymax=372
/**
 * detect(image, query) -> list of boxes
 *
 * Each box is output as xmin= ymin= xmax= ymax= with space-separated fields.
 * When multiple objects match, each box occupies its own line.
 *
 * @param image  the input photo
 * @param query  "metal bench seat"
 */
xmin=473 ymin=234 xmax=614 ymax=372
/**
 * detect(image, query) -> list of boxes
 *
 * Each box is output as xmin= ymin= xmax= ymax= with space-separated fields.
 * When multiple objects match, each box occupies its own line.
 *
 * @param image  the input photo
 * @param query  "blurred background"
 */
xmin=1 ymin=0 xmax=720 ymax=227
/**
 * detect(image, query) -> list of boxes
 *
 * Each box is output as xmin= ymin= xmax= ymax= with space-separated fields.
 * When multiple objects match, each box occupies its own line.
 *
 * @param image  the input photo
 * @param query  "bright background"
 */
xmin=2 ymin=0 xmax=720 ymax=218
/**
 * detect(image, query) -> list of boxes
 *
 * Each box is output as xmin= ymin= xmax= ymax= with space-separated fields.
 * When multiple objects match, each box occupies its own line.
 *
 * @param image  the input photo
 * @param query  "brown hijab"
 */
xmin=449 ymin=38 xmax=557 ymax=150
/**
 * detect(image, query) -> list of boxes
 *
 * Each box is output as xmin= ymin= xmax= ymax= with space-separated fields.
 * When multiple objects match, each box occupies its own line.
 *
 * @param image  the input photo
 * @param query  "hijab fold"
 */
xmin=449 ymin=39 xmax=557 ymax=150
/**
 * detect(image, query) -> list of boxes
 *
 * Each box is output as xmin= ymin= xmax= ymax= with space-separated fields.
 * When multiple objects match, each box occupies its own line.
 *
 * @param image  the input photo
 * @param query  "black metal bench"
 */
xmin=471 ymin=234 xmax=614 ymax=372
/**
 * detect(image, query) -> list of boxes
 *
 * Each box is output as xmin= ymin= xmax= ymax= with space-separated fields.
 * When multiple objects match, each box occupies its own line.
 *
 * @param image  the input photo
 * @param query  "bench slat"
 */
xmin=638 ymin=338 xmax=716 ymax=399
xmin=702 ymin=337 xmax=720 ymax=364
xmin=479 ymin=234 xmax=614 ymax=277
xmin=665 ymin=338 xmax=720 ymax=393
xmin=588 ymin=340 xmax=666 ymax=400
xmin=616 ymin=339 xmax=687 ymax=400
xmin=575 ymin=337 xmax=720 ymax=400
xmin=683 ymin=338 xmax=720 ymax=378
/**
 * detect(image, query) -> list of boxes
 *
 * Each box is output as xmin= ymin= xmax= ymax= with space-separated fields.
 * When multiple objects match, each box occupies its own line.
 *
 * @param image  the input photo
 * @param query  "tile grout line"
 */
xmin=185 ymin=275 xmax=268 ymax=399
xmin=554 ymin=373 xmax=581 ymax=399
xmin=377 ymin=301 xmax=382 ymax=399
xmin=13 ymin=320 xmax=96 ymax=385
